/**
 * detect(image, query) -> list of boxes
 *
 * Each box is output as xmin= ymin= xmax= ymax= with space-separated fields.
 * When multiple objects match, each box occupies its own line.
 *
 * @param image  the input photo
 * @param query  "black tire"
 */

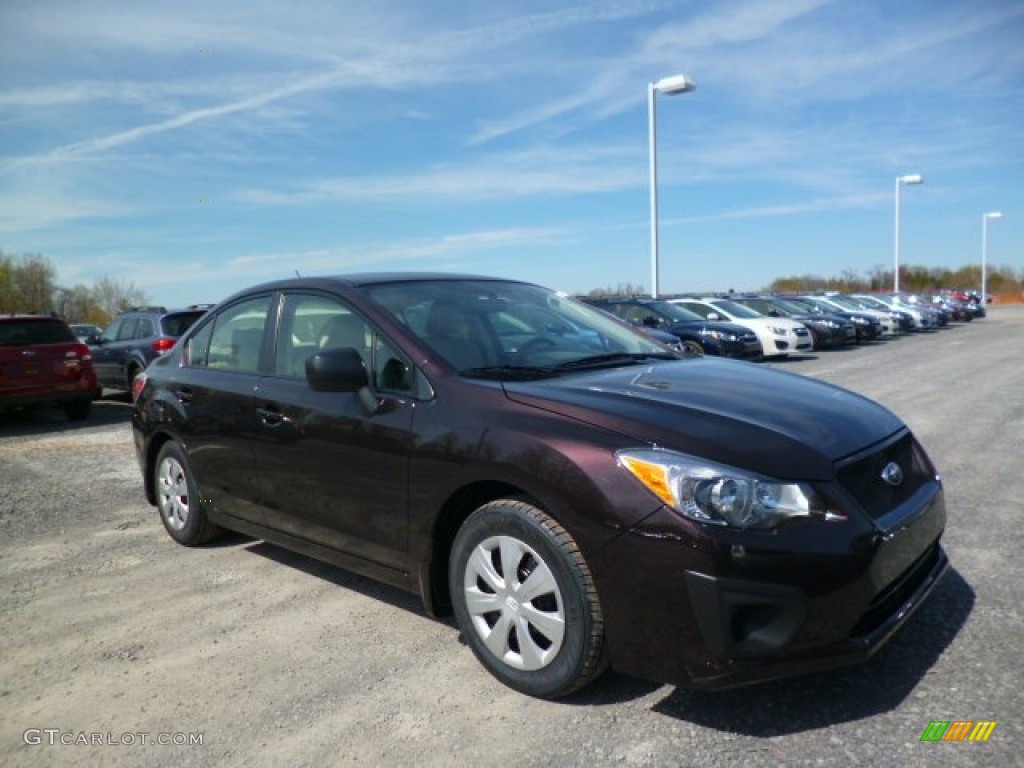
xmin=63 ymin=400 xmax=91 ymax=422
xmin=450 ymin=499 xmax=607 ymax=699
xmin=680 ymin=339 xmax=704 ymax=358
xmin=126 ymin=364 xmax=142 ymax=390
xmin=153 ymin=442 xmax=221 ymax=546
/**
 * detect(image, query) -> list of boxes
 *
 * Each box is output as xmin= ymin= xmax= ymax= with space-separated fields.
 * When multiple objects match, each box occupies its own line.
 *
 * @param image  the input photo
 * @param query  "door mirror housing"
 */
xmin=306 ymin=347 xmax=369 ymax=392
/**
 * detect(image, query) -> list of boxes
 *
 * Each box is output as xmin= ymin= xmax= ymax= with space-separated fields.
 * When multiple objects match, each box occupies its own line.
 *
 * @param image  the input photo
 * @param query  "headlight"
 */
xmin=850 ymin=316 xmax=867 ymax=325
xmin=701 ymin=329 xmax=738 ymax=342
xmin=617 ymin=449 xmax=831 ymax=529
xmin=767 ymin=326 xmax=788 ymax=336
xmin=821 ymin=320 xmax=840 ymax=328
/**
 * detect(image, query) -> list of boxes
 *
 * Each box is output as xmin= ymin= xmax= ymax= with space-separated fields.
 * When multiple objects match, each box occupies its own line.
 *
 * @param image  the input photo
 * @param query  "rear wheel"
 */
xmin=154 ymin=442 xmax=221 ymax=545
xmin=450 ymin=499 xmax=606 ymax=699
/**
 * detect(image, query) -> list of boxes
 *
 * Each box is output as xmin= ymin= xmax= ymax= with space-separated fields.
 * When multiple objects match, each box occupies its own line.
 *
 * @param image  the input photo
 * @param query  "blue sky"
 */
xmin=2 ymin=0 xmax=1022 ymax=306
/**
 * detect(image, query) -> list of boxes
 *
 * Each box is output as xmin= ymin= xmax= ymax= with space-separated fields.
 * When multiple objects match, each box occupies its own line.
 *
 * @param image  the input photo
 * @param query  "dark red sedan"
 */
xmin=132 ymin=274 xmax=948 ymax=698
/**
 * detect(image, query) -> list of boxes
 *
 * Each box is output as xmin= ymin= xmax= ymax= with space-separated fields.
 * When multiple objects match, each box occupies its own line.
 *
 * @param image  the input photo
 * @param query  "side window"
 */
xmin=618 ymin=305 xmax=652 ymax=326
xmin=203 ymin=296 xmax=273 ymax=372
xmin=134 ymin=318 xmax=155 ymax=339
xmin=116 ymin=318 xmax=139 ymax=341
xmin=683 ymin=302 xmax=711 ymax=319
xmin=100 ymin=319 xmax=122 ymax=343
xmin=370 ymin=333 xmax=414 ymax=394
xmin=274 ymin=294 xmax=368 ymax=378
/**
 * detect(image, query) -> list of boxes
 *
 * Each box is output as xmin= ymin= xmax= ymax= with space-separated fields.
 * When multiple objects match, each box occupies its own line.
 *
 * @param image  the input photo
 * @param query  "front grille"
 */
xmin=794 ymin=328 xmax=810 ymax=337
xmin=836 ymin=433 xmax=933 ymax=519
xmin=740 ymin=333 xmax=758 ymax=344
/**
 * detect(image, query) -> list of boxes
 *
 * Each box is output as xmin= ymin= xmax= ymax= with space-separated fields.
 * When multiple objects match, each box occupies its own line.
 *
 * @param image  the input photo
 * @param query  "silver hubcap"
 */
xmin=157 ymin=456 xmax=190 ymax=531
xmin=463 ymin=535 xmax=565 ymax=671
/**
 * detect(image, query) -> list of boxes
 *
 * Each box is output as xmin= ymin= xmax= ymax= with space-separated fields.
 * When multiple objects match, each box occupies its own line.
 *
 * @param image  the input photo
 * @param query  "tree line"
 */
xmin=0 ymin=251 xmax=149 ymax=325
xmin=588 ymin=263 xmax=1023 ymax=298
xmin=768 ymin=263 xmax=1023 ymax=295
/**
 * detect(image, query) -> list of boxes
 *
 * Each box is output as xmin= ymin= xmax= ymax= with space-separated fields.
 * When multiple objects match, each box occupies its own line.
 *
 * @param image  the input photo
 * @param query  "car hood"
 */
xmin=502 ymin=357 xmax=904 ymax=480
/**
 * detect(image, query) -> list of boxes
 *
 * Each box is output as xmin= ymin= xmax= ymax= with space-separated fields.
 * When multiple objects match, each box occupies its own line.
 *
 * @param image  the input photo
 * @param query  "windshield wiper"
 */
xmin=554 ymin=352 xmax=678 ymax=370
xmin=459 ymin=365 xmax=559 ymax=381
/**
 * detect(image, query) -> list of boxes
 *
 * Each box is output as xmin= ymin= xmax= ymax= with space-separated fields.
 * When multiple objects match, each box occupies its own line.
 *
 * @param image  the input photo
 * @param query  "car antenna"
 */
xmin=295 ymin=270 xmax=302 ymax=277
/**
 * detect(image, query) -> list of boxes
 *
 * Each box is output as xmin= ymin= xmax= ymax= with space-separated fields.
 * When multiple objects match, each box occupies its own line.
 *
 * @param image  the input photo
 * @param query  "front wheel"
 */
xmin=153 ymin=442 xmax=221 ymax=545
xmin=450 ymin=499 xmax=606 ymax=699
xmin=680 ymin=339 xmax=705 ymax=358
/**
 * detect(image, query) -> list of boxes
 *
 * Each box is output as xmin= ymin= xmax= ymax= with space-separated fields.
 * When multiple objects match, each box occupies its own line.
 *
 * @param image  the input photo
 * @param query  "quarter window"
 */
xmin=187 ymin=296 xmax=272 ymax=372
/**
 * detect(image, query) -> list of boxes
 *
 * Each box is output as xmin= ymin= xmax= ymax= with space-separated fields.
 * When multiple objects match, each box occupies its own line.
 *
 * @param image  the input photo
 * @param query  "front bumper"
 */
xmin=592 ymin=479 xmax=948 ymax=690
xmin=715 ymin=337 xmax=763 ymax=359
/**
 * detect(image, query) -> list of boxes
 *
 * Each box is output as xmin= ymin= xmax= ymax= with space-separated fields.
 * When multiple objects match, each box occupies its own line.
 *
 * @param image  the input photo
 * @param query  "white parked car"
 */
xmin=798 ymin=295 xmax=900 ymax=336
xmin=850 ymin=294 xmax=934 ymax=331
xmin=670 ymin=297 xmax=813 ymax=359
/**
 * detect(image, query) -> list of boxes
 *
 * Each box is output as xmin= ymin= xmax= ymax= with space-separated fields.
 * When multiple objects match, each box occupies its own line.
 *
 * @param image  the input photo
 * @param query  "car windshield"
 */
xmin=827 ymin=296 xmax=865 ymax=311
xmin=645 ymin=301 xmax=704 ymax=323
xmin=796 ymin=297 xmax=833 ymax=313
xmin=366 ymin=279 xmax=675 ymax=376
xmin=709 ymin=299 xmax=764 ymax=319
xmin=768 ymin=298 xmax=809 ymax=315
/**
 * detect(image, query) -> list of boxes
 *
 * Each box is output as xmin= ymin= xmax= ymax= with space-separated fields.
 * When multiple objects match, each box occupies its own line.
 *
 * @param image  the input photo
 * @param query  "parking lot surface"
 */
xmin=2 ymin=305 xmax=1021 ymax=767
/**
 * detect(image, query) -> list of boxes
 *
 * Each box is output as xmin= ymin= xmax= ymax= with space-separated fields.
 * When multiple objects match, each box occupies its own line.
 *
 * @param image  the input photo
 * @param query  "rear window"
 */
xmin=0 ymin=318 xmax=76 ymax=345
xmin=160 ymin=311 xmax=207 ymax=338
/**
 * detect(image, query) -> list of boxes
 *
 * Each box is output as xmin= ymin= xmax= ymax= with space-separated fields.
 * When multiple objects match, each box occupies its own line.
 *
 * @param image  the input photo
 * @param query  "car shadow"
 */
xmin=242 ymin=540 xmax=426 ymax=615
xmin=645 ymin=566 xmax=973 ymax=734
xmin=0 ymin=397 xmax=134 ymax=437
xmin=237 ymin=537 xmax=972 ymax=720
xmin=761 ymin=353 xmax=818 ymax=364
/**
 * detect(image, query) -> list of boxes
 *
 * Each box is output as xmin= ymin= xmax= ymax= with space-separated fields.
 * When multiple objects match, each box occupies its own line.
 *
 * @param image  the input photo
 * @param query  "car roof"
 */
xmin=0 ymin=314 xmax=68 ymax=322
xmin=217 ymin=272 xmax=534 ymax=303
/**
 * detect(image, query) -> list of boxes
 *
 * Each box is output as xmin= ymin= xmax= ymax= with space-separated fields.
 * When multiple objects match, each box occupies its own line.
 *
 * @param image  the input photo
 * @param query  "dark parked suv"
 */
xmin=1 ymin=314 xmax=98 ymax=420
xmin=91 ymin=305 xmax=209 ymax=391
xmin=132 ymin=274 xmax=948 ymax=698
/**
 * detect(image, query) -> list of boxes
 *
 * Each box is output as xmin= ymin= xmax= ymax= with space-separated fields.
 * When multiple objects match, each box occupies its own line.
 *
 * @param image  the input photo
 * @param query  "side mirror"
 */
xmin=306 ymin=347 xmax=369 ymax=392
xmin=84 ymin=334 xmax=101 ymax=345
xmin=706 ymin=312 xmax=721 ymax=321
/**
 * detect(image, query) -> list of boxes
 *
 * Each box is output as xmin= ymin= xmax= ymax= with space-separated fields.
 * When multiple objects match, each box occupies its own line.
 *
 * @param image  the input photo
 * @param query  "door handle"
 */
xmin=256 ymin=405 xmax=290 ymax=427
xmin=172 ymin=387 xmax=194 ymax=404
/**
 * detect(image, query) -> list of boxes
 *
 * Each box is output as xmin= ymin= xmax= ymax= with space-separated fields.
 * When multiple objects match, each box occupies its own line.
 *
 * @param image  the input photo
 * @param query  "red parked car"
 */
xmin=1 ymin=314 xmax=98 ymax=421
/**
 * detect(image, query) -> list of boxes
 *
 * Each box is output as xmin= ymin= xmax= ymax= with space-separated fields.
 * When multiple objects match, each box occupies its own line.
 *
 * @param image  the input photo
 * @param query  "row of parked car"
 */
xmin=0 ymin=287 xmax=986 ymax=423
xmin=582 ymin=290 xmax=986 ymax=361
xmin=4 ymin=274 xmax=964 ymax=699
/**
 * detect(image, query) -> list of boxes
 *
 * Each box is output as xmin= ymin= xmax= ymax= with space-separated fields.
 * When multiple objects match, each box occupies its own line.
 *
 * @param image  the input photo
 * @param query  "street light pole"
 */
xmin=648 ymin=74 xmax=695 ymax=299
xmin=981 ymin=211 xmax=1003 ymax=303
xmin=893 ymin=174 xmax=923 ymax=293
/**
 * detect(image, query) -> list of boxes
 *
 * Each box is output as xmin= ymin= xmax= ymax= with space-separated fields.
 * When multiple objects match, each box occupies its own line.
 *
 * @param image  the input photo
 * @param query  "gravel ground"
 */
xmin=1 ymin=305 xmax=1021 ymax=767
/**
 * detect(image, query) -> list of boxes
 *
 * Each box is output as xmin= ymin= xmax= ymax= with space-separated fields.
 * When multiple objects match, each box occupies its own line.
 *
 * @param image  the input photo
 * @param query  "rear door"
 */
xmin=171 ymin=295 xmax=274 ymax=526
